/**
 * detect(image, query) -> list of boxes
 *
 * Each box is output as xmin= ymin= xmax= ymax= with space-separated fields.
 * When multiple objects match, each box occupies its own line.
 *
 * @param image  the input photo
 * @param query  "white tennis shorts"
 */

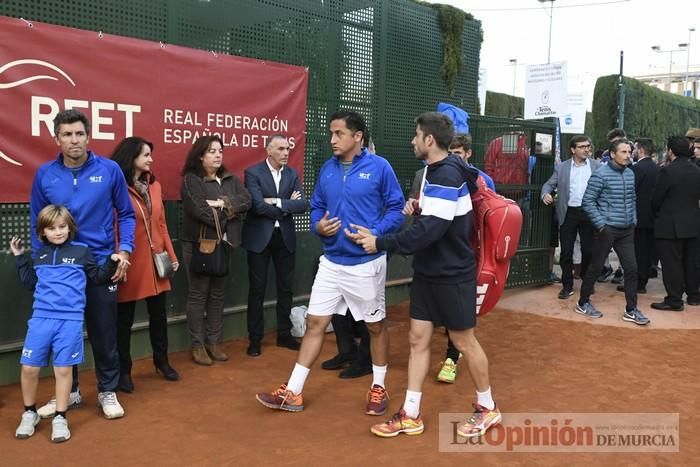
xmin=307 ymin=254 xmax=387 ymax=323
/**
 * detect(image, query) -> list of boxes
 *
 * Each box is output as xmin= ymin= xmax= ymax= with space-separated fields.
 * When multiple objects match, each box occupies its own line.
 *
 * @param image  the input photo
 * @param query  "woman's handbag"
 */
xmin=190 ymin=207 xmax=230 ymax=277
xmin=134 ymin=196 xmax=175 ymax=279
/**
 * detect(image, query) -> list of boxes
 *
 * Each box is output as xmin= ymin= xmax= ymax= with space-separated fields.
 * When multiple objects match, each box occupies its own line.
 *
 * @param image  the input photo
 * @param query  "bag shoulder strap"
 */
xmin=200 ymin=207 xmax=223 ymax=242
xmin=133 ymin=194 xmax=155 ymax=252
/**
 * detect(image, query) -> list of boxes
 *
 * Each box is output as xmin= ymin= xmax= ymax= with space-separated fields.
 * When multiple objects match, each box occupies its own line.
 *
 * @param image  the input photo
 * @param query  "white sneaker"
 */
xmin=15 ymin=410 xmax=40 ymax=439
xmin=97 ymin=391 xmax=124 ymax=419
xmin=51 ymin=415 xmax=71 ymax=443
xmin=37 ymin=390 xmax=83 ymax=419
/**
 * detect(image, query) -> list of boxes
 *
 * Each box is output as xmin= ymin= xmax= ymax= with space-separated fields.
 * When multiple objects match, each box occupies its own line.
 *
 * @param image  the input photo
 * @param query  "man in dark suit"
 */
xmin=540 ymin=135 xmax=602 ymax=299
xmin=620 ymin=138 xmax=660 ymax=294
xmin=243 ymin=135 xmax=309 ymax=356
xmin=651 ymin=136 xmax=700 ymax=311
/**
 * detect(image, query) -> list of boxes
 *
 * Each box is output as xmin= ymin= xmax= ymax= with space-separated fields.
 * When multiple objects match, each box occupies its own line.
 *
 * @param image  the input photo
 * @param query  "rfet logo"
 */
xmin=0 ymin=58 xmax=141 ymax=167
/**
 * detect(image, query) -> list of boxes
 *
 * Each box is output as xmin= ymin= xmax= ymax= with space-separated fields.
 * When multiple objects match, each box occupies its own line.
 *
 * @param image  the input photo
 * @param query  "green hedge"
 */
xmin=591 ymin=75 xmax=700 ymax=151
xmin=485 ymin=90 xmax=524 ymax=118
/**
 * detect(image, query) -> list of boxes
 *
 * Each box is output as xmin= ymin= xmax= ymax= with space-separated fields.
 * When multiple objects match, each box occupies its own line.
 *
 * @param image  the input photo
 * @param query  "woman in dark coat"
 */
xmin=180 ymin=135 xmax=251 ymax=365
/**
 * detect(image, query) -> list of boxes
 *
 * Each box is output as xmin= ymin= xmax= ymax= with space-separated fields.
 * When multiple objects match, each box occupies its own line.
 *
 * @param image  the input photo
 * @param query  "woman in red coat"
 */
xmin=111 ymin=137 xmax=179 ymax=392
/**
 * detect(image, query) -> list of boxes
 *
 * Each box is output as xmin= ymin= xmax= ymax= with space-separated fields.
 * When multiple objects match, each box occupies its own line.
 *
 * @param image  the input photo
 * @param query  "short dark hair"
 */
xmin=569 ymin=135 xmax=590 ymax=150
xmin=266 ymin=134 xmax=287 ymax=148
xmin=606 ymin=128 xmax=626 ymax=142
xmin=449 ymin=133 xmax=472 ymax=152
xmin=634 ymin=137 xmax=655 ymax=156
xmin=610 ymin=139 xmax=631 ymax=153
xmin=329 ymin=110 xmax=367 ymax=141
xmin=36 ymin=204 xmax=77 ymax=243
xmin=110 ymin=137 xmax=155 ymax=186
xmin=667 ymin=136 xmax=693 ymax=158
xmin=53 ymin=109 xmax=91 ymax=136
xmin=181 ymin=135 xmax=227 ymax=177
xmin=415 ymin=112 xmax=454 ymax=151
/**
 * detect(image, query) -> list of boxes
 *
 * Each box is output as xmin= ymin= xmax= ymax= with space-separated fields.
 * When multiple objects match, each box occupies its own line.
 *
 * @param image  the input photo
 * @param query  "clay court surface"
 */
xmin=1 ymin=280 xmax=698 ymax=466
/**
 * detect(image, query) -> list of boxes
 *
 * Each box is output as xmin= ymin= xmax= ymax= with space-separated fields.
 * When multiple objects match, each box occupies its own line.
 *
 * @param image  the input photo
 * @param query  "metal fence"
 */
xmin=0 ymin=0 xmax=554 ymax=347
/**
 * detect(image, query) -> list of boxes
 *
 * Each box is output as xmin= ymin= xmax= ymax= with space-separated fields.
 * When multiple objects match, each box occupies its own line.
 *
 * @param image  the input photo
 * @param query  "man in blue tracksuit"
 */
xmin=30 ymin=109 xmax=135 ymax=419
xmin=256 ymin=110 xmax=404 ymax=416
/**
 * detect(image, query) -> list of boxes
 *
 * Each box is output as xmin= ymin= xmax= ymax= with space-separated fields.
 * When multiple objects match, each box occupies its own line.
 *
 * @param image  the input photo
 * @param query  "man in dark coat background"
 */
xmin=650 ymin=136 xmax=700 ymax=311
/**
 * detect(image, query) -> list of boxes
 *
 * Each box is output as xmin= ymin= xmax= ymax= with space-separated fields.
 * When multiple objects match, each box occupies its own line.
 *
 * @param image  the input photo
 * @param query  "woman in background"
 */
xmin=111 ymin=137 xmax=179 ymax=392
xmin=180 ymin=135 xmax=251 ymax=365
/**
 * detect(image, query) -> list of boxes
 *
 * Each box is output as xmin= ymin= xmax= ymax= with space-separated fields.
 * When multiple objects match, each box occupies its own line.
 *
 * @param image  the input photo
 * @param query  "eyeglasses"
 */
xmin=575 ymin=144 xmax=592 ymax=149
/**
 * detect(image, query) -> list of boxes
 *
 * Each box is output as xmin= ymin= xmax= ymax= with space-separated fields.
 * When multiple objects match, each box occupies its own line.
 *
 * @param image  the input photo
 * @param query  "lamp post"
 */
xmin=538 ymin=0 xmax=556 ymax=64
xmin=509 ymin=58 xmax=517 ymax=96
xmin=651 ymin=44 xmax=688 ymax=91
xmin=685 ymin=27 xmax=695 ymax=96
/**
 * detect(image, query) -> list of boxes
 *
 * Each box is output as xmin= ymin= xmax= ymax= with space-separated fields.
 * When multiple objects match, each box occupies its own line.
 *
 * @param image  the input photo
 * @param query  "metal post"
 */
xmin=668 ymin=50 xmax=674 ymax=90
xmin=617 ymin=51 xmax=625 ymax=129
xmin=685 ymin=28 xmax=695 ymax=96
xmin=547 ymin=1 xmax=554 ymax=64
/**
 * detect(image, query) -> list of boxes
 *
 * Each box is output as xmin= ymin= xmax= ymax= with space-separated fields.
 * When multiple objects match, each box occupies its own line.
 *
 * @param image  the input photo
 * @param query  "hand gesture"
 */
xmin=110 ymin=251 xmax=131 ymax=283
xmin=316 ymin=211 xmax=341 ymax=237
xmin=402 ymin=198 xmax=416 ymax=216
xmin=172 ymin=261 xmax=180 ymax=272
xmin=344 ymin=224 xmax=377 ymax=254
xmin=9 ymin=236 xmax=24 ymax=256
xmin=291 ymin=191 xmax=302 ymax=200
xmin=542 ymin=193 xmax=553 ymax=205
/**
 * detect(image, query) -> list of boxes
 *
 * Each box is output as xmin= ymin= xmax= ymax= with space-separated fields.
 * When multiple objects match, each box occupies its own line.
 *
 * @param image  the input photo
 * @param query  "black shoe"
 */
xmin=339 ymin=362 xmax=372 ymax=379
xmin=321 ymin=352 xmax=356 ymax=370
xmin=687 ymin=299 xmax=700 ymax=306
xmin=247 ymin=341 xmax=261 ymax=357
xmin=154 ymin=361 xmax=180 ymax=381
xmin=558 ymin=288 xmax=574 ymax=299
xmin=611 ymin=268 xmax=624 ymax=284
xmin=650 ymin=302 xmax=684 ymax=311
xmin=616 ymin=285 xmax=646 ymax=294
xmin=597 ymin=266 xmax=613 ymax=283
xmin=276 ymin=335 xmax=301 ymax=351
xmin=118 ymin=373 xmax=134 ymax=393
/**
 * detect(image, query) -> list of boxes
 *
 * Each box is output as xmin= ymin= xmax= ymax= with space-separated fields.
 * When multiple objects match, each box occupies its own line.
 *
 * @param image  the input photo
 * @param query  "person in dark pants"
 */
xmin=617 ymin=138 xmax=659 ymax=294
xmin=576 ymin=140 xmax=649 ymax=325
xmin=541 ymin=135 xmax=601 ymax=300
xmin=650 ymin=136 xmax=700 ymax=311
xmin=111 ymin=137 xmax=180 ymax=392
xmin=321 ymin=312 xmax=372 ymax=378
xmin=242 ymin=135 xmax=309 ymax=356
xmin=31 ymin=109 xmax=135 ymax=419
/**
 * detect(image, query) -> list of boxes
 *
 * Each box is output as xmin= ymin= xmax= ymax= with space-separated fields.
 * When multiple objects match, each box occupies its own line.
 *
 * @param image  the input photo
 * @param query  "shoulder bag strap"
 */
xmin=133 ymin=194 xmax=155 ymax=252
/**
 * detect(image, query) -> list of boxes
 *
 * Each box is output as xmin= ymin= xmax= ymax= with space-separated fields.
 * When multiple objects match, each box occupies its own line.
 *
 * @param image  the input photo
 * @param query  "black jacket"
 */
xmin=631 ymin=157 xmax=660 ymax=229
xmin=651 ymin=157 xmax=700 ymax=239
xmin=180 ymin=171 xmax=251 ymax=246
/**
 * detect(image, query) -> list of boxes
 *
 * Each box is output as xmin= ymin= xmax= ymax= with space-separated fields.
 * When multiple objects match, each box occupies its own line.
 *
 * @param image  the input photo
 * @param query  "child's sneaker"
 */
xmin=15 ymin=410 xmax=40 ymax=439
xmin=437 ymin=357 xmax=458 ymax=383
xmin=51 ymin=415 xmax=71 ymax=443
xmin=37 ymin=390 xmax=82 ymax=418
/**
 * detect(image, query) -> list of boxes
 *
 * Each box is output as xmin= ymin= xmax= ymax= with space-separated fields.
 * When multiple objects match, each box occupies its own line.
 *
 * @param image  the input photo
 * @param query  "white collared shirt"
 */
xmin=266 ymin=158 xmax=284 ymax=227
xmin=568 ymin=158 xmax=592 ymax=207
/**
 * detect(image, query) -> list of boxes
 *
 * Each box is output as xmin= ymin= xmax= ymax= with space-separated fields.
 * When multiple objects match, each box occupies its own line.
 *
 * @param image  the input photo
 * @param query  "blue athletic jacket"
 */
xmin=310 ymin=148 xmax=405 ymax=265
xmin=30 ymin=152 xmax=135 ymax=262
xmin=15 ymin=241 xmax=117 ymax=321
xmin=582 ymin=160 xmax=637 ymax=229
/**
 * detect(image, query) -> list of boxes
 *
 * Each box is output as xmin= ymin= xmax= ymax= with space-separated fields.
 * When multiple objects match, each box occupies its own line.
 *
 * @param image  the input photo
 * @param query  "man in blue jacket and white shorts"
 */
xmin=256 ymin=110 xmax=404 ymax=416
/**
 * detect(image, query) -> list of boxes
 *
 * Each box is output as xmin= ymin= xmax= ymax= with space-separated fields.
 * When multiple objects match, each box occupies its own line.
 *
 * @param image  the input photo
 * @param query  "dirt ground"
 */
xmin=1 ymin=284 xmax=698 ymax=466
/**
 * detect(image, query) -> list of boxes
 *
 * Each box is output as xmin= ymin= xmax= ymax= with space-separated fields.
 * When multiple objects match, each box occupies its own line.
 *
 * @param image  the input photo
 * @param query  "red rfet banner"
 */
xmin=0 ymin=16 xmax=308 ymax=202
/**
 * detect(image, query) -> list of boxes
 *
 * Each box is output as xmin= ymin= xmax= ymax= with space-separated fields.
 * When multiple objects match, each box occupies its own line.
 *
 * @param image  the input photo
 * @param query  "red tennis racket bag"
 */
xmin=471 ymin=176 xmax=523 ymax=316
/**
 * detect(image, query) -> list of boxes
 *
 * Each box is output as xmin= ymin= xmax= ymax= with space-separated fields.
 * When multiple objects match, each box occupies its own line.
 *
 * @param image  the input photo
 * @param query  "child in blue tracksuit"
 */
xmin=10 ymin=205 xmax=123 ymax=443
